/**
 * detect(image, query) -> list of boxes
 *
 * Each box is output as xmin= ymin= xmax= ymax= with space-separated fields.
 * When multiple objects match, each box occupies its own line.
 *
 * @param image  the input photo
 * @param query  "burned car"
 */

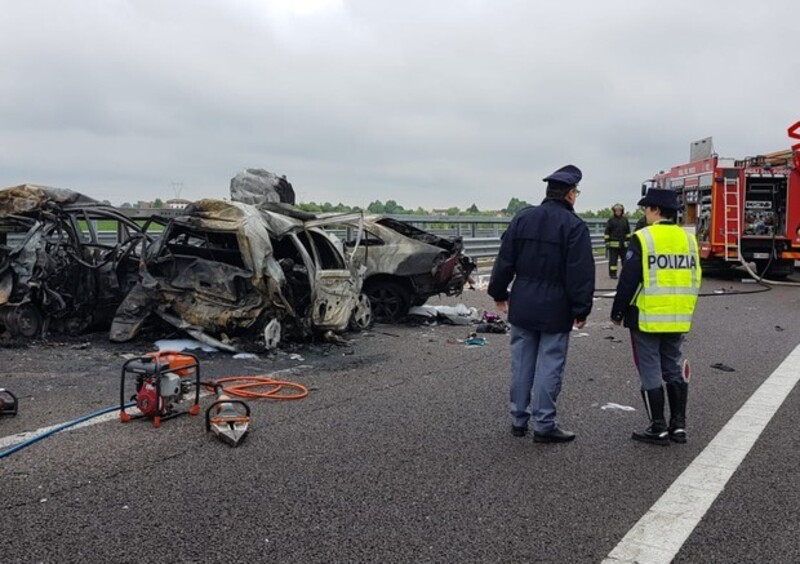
xmin=110 ymin=199 xmax=372 ymax=351
xmin=0 ymin=184 xmax=153 ymax=338
xmin=338 ymin=216 xmax=477 ymax=322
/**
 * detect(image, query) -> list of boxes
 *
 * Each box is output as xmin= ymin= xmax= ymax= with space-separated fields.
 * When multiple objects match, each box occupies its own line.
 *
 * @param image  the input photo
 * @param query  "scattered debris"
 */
xmin=604 ymin=335 xmax=623 ymax=344
xmin=409 ymin=303 xmax=480 ymax=326
xmin=154 ymin=339 xmax=219 ymax=353
xmin=600 ymin=402 xmax=636 ymax=412
xmin=0 ymin=388 xmax=18 ymax=417
xmin=775 ymin=325 xmax=785 ymax=332
xmin=232 ymin=352 xmax=259 ymax=360
xmin=475 ymin=311 xmax=509 ymax=334
xmin=711 ymin=362 xmax=736 ymax=372
xmin=447 ymin=333 xmax=487 ymax=347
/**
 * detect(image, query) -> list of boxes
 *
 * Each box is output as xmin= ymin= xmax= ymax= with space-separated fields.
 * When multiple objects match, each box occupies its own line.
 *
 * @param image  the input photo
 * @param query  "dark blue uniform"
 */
xmin=488 ymin=197 xmax=595 ymax=434
xmin=488 ymin=198 xmax=595 ymax=332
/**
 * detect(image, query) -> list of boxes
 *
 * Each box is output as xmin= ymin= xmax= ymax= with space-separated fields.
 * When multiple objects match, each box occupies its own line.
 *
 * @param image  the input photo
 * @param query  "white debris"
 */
xmin=154 ymin=339 xmax=218 ymax=352
xmin=600 ymin=402 xmax=636 ymax=412
xmin=233 ymin=353 xmax=259 ymax=360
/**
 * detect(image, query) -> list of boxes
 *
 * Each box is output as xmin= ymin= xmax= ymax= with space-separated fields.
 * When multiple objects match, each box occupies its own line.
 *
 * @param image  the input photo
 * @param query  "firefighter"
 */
xmin=610 ymin=188 xmax=701 ymax=445
xmin=488 ymin=164 xmax=595 ymax=443
xmin=604 ymin=203 xmax=631 ymax=279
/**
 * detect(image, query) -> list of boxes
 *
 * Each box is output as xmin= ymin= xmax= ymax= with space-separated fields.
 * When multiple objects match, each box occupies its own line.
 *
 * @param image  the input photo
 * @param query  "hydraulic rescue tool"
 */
xmin=205 ymin=386 xmax=251 ymax=447
xmin=0 ymin=388 xmax=18 ymax=417
xmin=119 ymin=352 xmax=201 ymax=427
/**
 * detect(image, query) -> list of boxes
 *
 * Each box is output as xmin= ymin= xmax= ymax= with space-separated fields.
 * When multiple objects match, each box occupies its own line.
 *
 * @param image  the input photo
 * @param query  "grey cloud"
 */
xmin=1 ymin=0 xmax=798 ymax=212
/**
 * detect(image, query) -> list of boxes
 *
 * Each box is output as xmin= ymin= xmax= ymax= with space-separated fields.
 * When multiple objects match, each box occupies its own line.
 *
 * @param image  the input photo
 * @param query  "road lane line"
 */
xmin=0 ymin=365 xmax=312 ymax=450
xmin=603 ymin=343 xmax=800 ymax=564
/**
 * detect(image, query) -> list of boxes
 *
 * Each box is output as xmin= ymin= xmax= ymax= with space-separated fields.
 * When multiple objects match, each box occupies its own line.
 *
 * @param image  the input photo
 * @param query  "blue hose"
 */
xmin=0 ymin=402 xmax=135 ymax=459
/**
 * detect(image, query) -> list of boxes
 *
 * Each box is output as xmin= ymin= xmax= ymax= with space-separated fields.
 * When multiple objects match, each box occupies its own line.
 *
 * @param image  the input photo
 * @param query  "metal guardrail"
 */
xmin=6 ymin=214 xmax=609 ymax=261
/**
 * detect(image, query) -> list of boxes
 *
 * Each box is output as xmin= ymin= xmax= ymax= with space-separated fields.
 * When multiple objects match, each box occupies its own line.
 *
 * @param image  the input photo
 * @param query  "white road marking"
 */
xmin=603 ymin=344 xmax=800 ymax=564
xmin=0 ymin=365 xmax=312 ymax=450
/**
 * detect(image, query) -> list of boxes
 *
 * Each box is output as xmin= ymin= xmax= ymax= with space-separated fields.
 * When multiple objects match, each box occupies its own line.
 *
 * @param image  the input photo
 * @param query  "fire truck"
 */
xmin=644 ymin=130 xmax=800 ymax=278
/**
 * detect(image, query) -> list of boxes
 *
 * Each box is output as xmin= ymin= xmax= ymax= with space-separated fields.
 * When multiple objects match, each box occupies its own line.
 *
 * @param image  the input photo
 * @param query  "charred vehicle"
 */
xmin=339 ymin=216 xmax=477 ymax=322
xmin=0 ymin=185 xmax=153 ymax=338
xmin=110 ymin=199 xmax=372 ymax=351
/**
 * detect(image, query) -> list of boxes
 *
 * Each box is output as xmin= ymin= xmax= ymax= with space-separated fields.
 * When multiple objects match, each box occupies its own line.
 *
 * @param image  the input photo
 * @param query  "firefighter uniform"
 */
xmin=604 ymin=204 xmax=631 ymax=279
xmin=611 ymin=188 xmax=701 ymax=445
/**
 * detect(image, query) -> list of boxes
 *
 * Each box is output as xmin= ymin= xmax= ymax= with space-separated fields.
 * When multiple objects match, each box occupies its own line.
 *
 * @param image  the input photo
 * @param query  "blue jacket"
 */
xmin=488 ymin=198 xmax=596 ymax=333
xmin=610 ymin=235 xmax=644 ymax=329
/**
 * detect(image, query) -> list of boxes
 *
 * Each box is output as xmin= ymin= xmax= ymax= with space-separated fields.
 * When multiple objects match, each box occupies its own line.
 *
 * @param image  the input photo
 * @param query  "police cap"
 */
xmin=637 ymin=188 xmax=679 ymax=211
xmin=542 ymin=164 xmax=582 ymax=187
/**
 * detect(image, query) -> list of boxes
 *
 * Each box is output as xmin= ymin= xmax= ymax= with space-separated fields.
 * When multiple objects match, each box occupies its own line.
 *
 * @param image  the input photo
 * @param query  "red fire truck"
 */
xmin=644 ymin=129 xmax=800 ymax=278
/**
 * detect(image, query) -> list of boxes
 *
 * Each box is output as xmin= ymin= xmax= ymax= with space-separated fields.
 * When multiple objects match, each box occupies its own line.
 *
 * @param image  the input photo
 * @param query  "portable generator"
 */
xmin=0 ymin=388 xmax=18 ymax=417
xmin=119 ymin=352 xmax=201 ymax=427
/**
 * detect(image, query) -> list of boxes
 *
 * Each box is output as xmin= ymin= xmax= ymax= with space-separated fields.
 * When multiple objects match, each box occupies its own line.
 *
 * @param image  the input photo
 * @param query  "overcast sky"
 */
xmin=1 ymin=0 xmax=798 ymax=213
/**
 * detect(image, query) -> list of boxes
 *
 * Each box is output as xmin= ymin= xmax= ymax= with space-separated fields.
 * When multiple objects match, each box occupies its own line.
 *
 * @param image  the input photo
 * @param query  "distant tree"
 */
xmin=119 ymin=202 xmax=132 ymax=209
xmin=367 ymin=200 xmax=385 ymax=214
xmin=384 ymin=200 xmax=406 ymax=214
xmin=504 ymin=197 xmax=531 ymax=216
xmin=414 ymin=206 xmax=429 ymax=215
xmin=153 ymin=198 xmax=164 ymax=208
xmin=297 ymin=202 xmax=322 ymax=212
xmin=467 ymin=203 xmax=479 ymax=214
xmin=446 ymin=206 xmax=461 ymax=216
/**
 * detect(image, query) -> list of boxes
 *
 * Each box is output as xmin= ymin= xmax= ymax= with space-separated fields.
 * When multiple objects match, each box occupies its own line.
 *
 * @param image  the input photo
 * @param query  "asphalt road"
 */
xmin=2 ymin=263 xmax=800 ymax=563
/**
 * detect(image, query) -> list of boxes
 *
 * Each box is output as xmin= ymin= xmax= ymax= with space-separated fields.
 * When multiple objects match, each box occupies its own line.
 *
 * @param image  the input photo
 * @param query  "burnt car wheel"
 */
xmin=364 ymin=280 xmax=410 ymax=323
xmin=13 ymin=303 xmax=44 ymax=338
xmin=349 ymin=293 xmax=374 ymax=331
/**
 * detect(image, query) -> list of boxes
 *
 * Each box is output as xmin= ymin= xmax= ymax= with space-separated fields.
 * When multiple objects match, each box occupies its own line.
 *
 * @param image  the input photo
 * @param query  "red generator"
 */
xmin=119 ymin=352 xmax=201 ymax=427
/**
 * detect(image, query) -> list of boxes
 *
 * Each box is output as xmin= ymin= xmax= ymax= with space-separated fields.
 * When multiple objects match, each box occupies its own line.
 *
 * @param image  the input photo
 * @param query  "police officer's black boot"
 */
xmin=632 ymin=387 xmax=669 ymax=446
xmin=666 ymin=381 xmax=688 ymax=443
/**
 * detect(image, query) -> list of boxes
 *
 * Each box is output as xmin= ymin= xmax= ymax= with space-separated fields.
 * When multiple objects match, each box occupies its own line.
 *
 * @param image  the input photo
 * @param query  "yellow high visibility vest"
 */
xmin=633 ymin=223 xmax=702 ymax=333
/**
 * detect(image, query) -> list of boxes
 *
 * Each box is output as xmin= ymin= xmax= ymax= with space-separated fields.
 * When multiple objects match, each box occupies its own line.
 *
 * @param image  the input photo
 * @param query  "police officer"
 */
xmin=604 ymin=203 xmax=631 ymax=279
xmin=611 ymin=188 xmax=701 ymax=445
xmin=488 ymin=165 xmax=595 ymax=443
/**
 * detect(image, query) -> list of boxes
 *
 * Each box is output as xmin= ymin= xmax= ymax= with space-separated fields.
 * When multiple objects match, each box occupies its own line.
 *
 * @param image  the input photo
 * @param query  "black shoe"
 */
xmin=533 ymin=428 xmax=575 ymax=443
xmin=511 ymin=425 xmax=527 ymax=437
xmin=669 ymin=428 xmax=687 ymax=444
xmin=632 ymin=426 xmax=670 ymax=446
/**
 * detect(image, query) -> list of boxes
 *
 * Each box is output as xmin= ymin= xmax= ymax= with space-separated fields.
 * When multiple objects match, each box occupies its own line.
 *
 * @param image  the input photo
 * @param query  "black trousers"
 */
xmin=608 ymin=244 xmax=626 ymax=277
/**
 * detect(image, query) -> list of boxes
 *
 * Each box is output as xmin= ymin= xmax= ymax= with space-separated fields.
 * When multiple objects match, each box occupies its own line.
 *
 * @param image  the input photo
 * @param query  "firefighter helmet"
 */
xmin=612 ymin=203 xmax=625 ymax=211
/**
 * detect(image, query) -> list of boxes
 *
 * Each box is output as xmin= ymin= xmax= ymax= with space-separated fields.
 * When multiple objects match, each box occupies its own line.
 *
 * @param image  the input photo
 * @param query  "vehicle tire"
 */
xmin=13 ymin=303 xmax=44 ymax=338
xmin=699 ymin=258 xmax=732 ymax=279
xmin=364 ymin=280 xmax=410 ymax=323
xmin=349 ymin=293 xmax=374 ymax=331
xmin=755 ymin=259 xmax=793 ymax=280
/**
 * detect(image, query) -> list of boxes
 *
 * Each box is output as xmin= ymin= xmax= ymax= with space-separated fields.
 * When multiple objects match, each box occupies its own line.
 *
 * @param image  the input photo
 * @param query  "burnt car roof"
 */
xmin=0 ymin=184 xmax=103 ymax=215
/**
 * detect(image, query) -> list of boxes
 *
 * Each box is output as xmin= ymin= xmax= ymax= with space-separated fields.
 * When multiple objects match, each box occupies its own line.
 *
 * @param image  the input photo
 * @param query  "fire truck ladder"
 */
xmin=722 ymin=178 xmax=741 ymax=261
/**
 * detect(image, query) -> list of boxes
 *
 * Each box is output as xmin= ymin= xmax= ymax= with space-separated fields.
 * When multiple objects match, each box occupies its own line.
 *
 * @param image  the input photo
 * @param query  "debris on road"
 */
xmin=711 ymin=362 xmax=736 ymax=372
xmin=600 ymin=402 xmax=636 ymax=412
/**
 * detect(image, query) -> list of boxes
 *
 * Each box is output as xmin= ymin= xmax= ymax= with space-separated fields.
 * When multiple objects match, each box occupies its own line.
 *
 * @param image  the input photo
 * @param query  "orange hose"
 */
xmin=208 ymin=376 xmax=309 ymax=400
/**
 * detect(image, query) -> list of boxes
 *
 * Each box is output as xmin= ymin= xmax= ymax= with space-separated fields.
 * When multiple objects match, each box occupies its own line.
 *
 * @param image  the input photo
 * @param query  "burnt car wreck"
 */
xmin=110 ymin=198 xmax=371 ymax=351
xmin=0 ymin=185 xmax=152 ymax=338
xmin=341 ymin=216 xmax=477 ymax=322
xmin=1 ymin=171 xmax=474 ymax=347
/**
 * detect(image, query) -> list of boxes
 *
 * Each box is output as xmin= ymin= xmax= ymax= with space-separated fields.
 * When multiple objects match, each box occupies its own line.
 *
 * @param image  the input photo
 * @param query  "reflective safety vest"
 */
xmin=633 ymin=224 xmax=702 ymax=333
